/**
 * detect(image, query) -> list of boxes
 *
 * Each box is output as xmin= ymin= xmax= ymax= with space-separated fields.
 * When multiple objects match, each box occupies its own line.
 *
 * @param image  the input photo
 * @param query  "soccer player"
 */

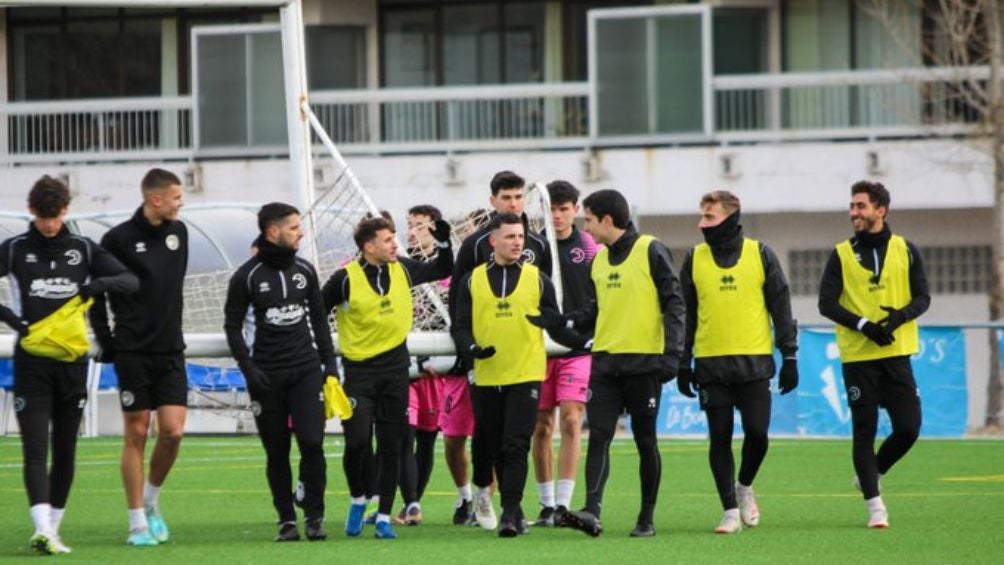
xmin=322 ymin=214 xmax=452 ymax=539
xmin=224 ymin=203 xmax=335 ymax=542
xmin=0 ymin=176 xmax=139 ymax=555
xmin=818 ymin=181 xmax=929 ymax=528
xmin=529 ymin=189 xmax=685 ymax=538
xmin=447 ymin=171 xmax=552 ymax=528
xmin=676 ymin=190 xmax=798 ymax=534
xmin=90 ymin=168 xmax=189 ymax=547
xmin=452 ymin=213 xmax=583 ymax=537
xmin=387 ymin=204 xmax=452 ymax=526
xmin=530 ymin=181 xmax=598 ymax=526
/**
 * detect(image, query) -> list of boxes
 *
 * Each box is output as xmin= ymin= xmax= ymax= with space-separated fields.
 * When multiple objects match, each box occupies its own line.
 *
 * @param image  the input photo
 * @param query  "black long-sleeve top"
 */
xmin=224 ymin=255 xmax=335 ymax=372
xmin=90 ymin=207 xmax=189 ymax=354
xmin=322 ymin=250 xmax=453 ymax=375
xmin=0 ymin=223 xmax=139 ymax=364
xmin=818 ymin=225 xmax=930 ymax=330
xmin=567 ymin=224 xmax=686 ymax=377
xmin=451 ymin=261 xmax=584 ymax=367
xmin=679 ymin=226 xmax=797 ymax=384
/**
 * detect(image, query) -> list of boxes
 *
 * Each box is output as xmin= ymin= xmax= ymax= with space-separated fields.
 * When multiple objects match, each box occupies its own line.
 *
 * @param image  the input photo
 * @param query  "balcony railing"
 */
xmin=1 ymin=96 xmax=193 ymax=164
xmin=0 ymin=67 xmax=992 ymax=165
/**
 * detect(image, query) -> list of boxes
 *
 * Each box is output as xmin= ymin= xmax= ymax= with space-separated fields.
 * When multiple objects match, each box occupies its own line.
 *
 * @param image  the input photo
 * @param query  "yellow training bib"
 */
xmin=335 ymin=261 xmax=413 ymax=361
xmin=834 ymin=235 xmax=919 ymax=362
xmin=692 ymin=239 xmax=773 ymax=357
xmin=471 ymin=264 xmax=546 ymax=386
xmin=591 ymin=235 xmax=664 ymax=354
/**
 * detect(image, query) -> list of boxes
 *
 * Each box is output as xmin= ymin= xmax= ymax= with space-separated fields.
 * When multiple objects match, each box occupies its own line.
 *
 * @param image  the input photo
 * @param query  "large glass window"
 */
xmin=380 ymin=1 xmax=546 ymax=87
xmin=307 ymin=26 xmax=368 ymax=90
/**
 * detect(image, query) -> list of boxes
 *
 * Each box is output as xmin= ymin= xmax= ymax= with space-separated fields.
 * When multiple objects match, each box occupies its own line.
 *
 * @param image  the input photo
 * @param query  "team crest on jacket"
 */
xmin=570 ymin=247 xmax=586 ymax=263
xmin=292 ymin=273 xmax=307 ymax=289
xmin=521 ymin=249 xmax=536 ymax=264
xmin=64 ymin=249 xmax=82 ymax=265
xmin=165 ymin=234 xmax=180 ymax=251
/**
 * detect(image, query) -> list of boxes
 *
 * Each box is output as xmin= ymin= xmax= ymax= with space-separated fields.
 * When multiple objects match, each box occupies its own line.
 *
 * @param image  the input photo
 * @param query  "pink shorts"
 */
xmin=437 ymin=374 xmax=474 ymax=437
xmin=539 ymin=355 xmax=591 ymax=410
xmin=408 ymin=377 xmax=442 ymax=432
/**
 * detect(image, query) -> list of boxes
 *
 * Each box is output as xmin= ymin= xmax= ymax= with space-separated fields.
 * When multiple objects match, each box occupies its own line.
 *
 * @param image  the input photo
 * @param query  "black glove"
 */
xmin=430 ymin=219 xmax=452 ymax=244
xmin=860 ymin=321 xmax=895 ymax=346
xmin=96 ymin=337 xmax=115 ymax=364
xmin=660 ymin=354 xmax=680 ymax=383
xmin=677 ymin=367 xmax=696 ymax=398
xmin=239 ymin=361 xmax=271 ymax=394
xmin=469 ymin=344 xmax=496 ymax=360
xmin=779 ymin=358 xmax=798 ymax=395
xmin=525 ymin=308 xmax=569 ymax=331
xmin=878 ymin=305 xmax=907 ymax=334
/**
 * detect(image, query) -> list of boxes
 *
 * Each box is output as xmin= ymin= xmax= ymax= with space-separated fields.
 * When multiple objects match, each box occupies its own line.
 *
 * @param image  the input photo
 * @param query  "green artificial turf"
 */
xmin=1 ymin=436 xmax=1000 ymax=564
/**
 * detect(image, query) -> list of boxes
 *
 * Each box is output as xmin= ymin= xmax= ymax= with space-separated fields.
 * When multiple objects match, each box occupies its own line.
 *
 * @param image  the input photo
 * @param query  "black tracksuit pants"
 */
xmin=14 ymin=360 xmax=88 ymax=509
xmin=471 ymin=380 xmax=540 ymax=519
xmin=341 ymin=369 xmax=409 ymax=515
xmin=583 ymin=371 xmax=662 ymax=524
xmin=251 ymin=364 xmax=326 ymax=523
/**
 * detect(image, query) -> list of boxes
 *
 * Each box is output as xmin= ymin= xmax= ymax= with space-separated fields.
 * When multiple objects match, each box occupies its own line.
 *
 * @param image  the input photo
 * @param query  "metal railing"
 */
xmin=309 ymin=82 xmax=590 ymax=153
xmin=0 ymin=67 xmax=995 ymax=164
xmin=1 ymin=96 xmax=193 ymax=164
xmin=712 ymin=66 xmax=988 ymax=142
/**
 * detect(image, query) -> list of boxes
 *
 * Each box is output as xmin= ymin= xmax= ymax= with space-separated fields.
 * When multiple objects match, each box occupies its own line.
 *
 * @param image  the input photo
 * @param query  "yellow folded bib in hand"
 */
xmin=20 ymin=296 xmax=95 ymax=362
xmin=323 ymin=374 xmax=353 ymax=420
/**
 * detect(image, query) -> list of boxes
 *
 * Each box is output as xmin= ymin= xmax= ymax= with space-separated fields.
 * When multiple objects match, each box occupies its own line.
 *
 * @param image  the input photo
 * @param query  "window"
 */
xmin=379 ymin=0 xmax=545 ymax=87
xmin=788 ymin=245 xmax=992 ymax=296
xmin=307 ymin=26 xmax=367 ymax=90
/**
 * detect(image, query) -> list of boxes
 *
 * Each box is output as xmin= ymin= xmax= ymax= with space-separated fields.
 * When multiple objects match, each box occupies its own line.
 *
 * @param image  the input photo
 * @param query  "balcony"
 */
xmin=0 ymin=66 xmax=989 ymax=166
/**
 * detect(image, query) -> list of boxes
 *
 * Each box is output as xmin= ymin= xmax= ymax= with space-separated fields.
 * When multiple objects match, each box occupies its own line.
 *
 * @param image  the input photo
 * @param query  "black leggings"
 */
xmin=18 ymin=405 xmax=83 ymax=508
xmin=851 ymin=402 xmax=922 ymax=499
xmin=706 ymin=402 xmax=770 ymax=510
xmin=584 ymin=373 xmax=662 ymax=523
xmin=399 ymin=427 xmax=438 ymax=505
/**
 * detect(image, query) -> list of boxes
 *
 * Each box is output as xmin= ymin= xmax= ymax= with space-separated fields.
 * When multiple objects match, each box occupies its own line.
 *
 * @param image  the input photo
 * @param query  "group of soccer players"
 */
xmin=1 ymin=168 xmax=928 ymax=553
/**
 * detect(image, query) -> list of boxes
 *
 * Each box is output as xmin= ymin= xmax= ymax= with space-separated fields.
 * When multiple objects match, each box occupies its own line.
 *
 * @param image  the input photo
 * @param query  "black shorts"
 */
xmin=587 ymin=371 xmax=663 ymax=419
xmin=343 ymin=368 xmax=410 ymax=425
xmin=12 ymin=360 xmax=87 ymax=415
xmin=698 ymin=378 xmax=771 ymax=410
xmin=115 ymin=352 xmax=188 ymax=412
xmin=841 ymin=356 xmax=920 ymax=408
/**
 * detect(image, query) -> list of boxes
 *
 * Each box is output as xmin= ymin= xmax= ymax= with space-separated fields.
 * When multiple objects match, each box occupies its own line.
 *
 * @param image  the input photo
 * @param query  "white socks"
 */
xmin=350 ymin=496 xmax=367 ymax=506
xmin=128 ymin=508 xmax=149 ymax=533
xmin=143 ymin=480 xmax=161 ymax=510
xmin=866 ymin=496 xmax=886 ymax=512
xmin=376 ymin=513 xmax=390 ymax=524
xmin=50 ymin=508 xmax=66 ymax=534
xmin=457 ymin=484 xmax=472 ymax=503
xmin=406 ymin=501 xmax=421 ymax=512
xmin=556 ymin=480 xmax=575 ymax=508
xmin=537 ymin=482 xmax=555 ymax=508
xmin=30 ymin=503 xmax=53 ymax=536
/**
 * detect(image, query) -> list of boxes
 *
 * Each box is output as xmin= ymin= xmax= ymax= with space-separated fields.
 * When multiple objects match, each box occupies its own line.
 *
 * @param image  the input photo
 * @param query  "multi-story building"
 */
xmin=0 ymin=1 xmax=995 ymax=427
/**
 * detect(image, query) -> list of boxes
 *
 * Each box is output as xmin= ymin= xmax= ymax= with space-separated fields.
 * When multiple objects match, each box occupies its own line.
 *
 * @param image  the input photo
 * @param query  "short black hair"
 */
xmin=141 ymin=168 xmax=182 ymax=192
xmin=488 ymin=212 xmax=523 ymax=232
xmin=851 ymin=180 xmax=891 ymax=210
xmin=257 ymin=202 xmax=299 ymax=234
xmin=582 ymin=189 xmax=630 ymax=229
xmin=490 ymin=170 xmax=525 ymax=196
xmin=354 ymin=216 xmax=395 ymax=250
xmin=547 ymin=180 xmax=580 ymax=206
xmin=407 ymin=204 xmax=442 ymax=222
xmin=28 ymin=175 xmax=71 ymax=218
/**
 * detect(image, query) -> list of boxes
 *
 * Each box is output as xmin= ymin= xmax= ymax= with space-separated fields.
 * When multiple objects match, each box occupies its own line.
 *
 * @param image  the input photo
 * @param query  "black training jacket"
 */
xmin=91 ymin=207 xmax=188 ymax=353
xmin=224 ymin=255 xmax=335 ymax=372
xmin=679 ymin=228 xmax=797 ymax=385
xmin=0 ymin=224 xmax=138 ymax=363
